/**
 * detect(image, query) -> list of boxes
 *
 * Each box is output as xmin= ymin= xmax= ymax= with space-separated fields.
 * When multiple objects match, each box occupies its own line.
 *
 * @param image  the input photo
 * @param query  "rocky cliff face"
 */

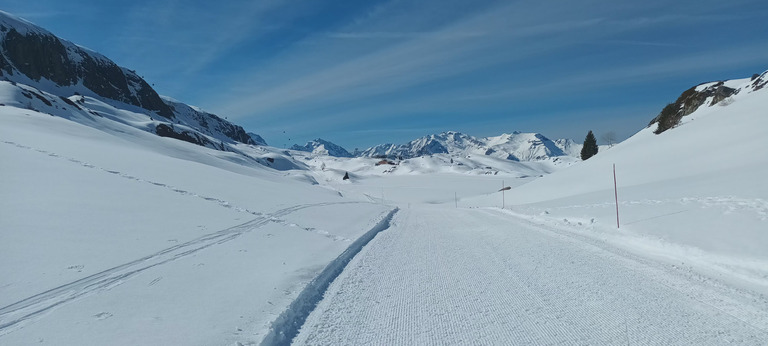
xmin=649 ymin=71 xmax=768 ymax=134
xmin=162 ymin=97 xmax=255 ymax=145
xmin=0 ymin=11 xmax=260 ymax=148
xmin=0 ymin=15 xmax=173 ymax=118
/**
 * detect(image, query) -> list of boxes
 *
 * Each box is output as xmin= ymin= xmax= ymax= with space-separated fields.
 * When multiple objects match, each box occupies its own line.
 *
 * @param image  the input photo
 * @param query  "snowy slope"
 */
xmin=460 ymin=71 xmax=768 ymax=293
xmin=0 ymin=104 xmax=395 ymax=345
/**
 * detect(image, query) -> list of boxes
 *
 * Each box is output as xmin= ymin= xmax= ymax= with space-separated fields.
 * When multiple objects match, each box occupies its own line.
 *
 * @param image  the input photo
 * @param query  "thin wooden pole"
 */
xmin=502 ymin=180 xmax=505 ymax=209
xmin=614 ymin=164 xmax=620 ymax=229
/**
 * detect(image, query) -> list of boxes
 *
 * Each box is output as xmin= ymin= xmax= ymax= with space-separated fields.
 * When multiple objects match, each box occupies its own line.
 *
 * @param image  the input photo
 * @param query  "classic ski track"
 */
xmin=293 ymin=207 xmax=768 ymax=345
xmin=0 ymin=195 xmax=362 ymax=336
xmin=260 ymin=208 xmax=399 ymax=346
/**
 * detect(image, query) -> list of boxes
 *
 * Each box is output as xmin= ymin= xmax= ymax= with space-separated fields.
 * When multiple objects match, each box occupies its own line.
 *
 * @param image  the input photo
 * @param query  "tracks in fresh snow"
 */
xmin=2 ymin=140 xmax=261 ymax=215
xmin=0 ymin=201 xmax=360 ymax=335
xmin=291 ymin=206 xmax=768 ymax=345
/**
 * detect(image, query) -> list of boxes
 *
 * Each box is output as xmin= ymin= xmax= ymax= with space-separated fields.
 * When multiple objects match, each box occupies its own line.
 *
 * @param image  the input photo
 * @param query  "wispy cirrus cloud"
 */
xmin=210 ymin=0 xmax=760 ymax=125
xmin=210 ymin=1 xmax=616 ymax=119
xmin=325 ymin=31 xmax=487 ymax=40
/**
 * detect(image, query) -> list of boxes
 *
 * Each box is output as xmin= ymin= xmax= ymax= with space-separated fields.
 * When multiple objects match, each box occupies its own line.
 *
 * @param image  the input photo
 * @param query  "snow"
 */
xmin=0 ymin=106 xmax=392 ymax=345
xmin=461 ymin=74 xmax=768 ymax=294
xmin=293 ymin=206 xmax=768 ymax=345
xmin=2 ymin=71 xmax=768 ymax=345
xmin=358 ymin=130 xmax=577 ymax=161
xmin=291 ymin=139 xmax=352 ymax=158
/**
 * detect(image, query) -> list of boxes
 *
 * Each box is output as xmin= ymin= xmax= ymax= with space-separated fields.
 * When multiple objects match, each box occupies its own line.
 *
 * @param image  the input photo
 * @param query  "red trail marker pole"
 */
xmin=614 ymin=164 xmax=620 ymax=229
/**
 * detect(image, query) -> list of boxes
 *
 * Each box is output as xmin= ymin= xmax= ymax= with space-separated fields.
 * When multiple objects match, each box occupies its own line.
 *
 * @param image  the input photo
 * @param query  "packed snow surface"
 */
xmin=294 ymin=206 xmax=767 ymax=345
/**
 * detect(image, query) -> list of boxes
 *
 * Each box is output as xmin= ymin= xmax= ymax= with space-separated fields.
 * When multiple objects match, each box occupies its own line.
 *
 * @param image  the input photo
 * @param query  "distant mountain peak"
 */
xmin=291 ymin=138 xmax=352 ymax=157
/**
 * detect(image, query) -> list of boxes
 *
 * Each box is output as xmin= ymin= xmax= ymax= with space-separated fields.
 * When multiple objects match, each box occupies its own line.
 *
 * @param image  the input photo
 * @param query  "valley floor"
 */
xmin=292 ymin=206 xmax=768 ymax=345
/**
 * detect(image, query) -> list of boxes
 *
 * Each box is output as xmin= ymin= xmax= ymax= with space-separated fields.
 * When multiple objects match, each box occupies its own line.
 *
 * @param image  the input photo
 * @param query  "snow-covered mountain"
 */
xmin=358 ymin=131 xmax=570 ymax=161
xmin=553 ymin=138 xmax=581 ymax=157
xmin=0 ymin=10 xmax=262 ymax=150
xmin=247 ymin=132 xmax=268 ymax=146
xmin=291 ymin=138 xmax=353 ymax=157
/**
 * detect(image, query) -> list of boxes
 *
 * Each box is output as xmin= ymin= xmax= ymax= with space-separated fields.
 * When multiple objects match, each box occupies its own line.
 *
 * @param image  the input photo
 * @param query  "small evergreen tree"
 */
xmin=581 ymin=130 xmax=598 ymax=160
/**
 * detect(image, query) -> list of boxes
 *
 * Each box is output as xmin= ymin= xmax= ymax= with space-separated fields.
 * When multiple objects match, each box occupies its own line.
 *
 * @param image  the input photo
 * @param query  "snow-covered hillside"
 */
xmin=465 ymin=71 xmax=768 ymax=293
xmin=359 ymin=130 xmax=577 ymax=161
xmin=0 ymin=11 xmax=260 ymax=152
xmin=0 ymin=101 xmax=395 ymax=345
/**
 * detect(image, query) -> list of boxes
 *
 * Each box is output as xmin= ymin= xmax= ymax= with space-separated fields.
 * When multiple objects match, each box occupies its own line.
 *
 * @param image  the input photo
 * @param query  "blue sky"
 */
xmin=4 ymin=0 xmax=768 ymax=150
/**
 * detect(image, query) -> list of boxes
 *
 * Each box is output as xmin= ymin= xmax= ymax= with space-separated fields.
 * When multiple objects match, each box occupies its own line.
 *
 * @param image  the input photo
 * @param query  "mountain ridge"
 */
xmin=0 ymin=10 xmax=260 ymax=150
xmin=291 ymin=138 xmax=353 ymax=157
xmin=358 ymin=130 xmax=573 ymax=161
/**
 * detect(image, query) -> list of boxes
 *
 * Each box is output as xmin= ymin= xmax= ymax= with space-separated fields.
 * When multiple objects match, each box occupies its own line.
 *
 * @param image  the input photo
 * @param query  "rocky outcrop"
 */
xmin=648 ymin=82 xmax=737 ymax=134
xmin=0 ymin=23 xmax=173 ymax=118
xmin=649 ymin=71 xmax=768 ymax=135
xmin=0 ymin=11 xmax=265 ymax=150
xmin=155 ymin=123 xmax=224 ymax=150
xmin=161 ymin=97 xmax=255 ymax=145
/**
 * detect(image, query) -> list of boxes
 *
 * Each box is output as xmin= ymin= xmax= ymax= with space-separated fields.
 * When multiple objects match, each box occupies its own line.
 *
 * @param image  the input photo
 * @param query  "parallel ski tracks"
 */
xmin=0 ymin=140 xmax=368 ymax=335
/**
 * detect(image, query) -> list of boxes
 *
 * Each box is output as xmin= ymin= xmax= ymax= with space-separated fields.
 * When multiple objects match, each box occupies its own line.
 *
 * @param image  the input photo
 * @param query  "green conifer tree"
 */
xmin=581 ymin=130 xmax=599 ymax=160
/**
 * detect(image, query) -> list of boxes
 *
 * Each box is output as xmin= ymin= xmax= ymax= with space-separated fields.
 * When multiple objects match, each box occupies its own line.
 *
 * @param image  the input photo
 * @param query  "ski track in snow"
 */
xmin=260 ymin=209 xmax=399 ymax=346
xmin=0 ymin=152 xmax=364 ymax=338
xmin=292 ymin=207 xmax=768 ymax=345
xmin=2 ymin=140 xmax=262 ymax=216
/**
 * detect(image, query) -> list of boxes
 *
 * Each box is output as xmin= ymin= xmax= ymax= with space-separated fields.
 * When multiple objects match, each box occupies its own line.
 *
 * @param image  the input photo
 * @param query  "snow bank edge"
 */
xmin=259 ymin=208 xmax=399 ymax=346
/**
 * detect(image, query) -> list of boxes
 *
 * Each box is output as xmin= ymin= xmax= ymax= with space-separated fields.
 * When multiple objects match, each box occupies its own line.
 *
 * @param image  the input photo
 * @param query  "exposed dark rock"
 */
xmin=751 ymin=71 xmax=767 ymax=91
xmin=0 ymin=12 xmax=267 ymax=155
xmin=1 ymin=28 xmax=173 ymax=118
xmin=160 ymin=97 xmax=255 ymax=145
xmin=649 ymin=82 xmax=738 ymax=134
xmin=155 ymin=123 xmax=216 ymax=148
xmin=59 ymin=95 xmax=81 ymax=110
xmin=27 ymin=89 xmax=52 ymax=106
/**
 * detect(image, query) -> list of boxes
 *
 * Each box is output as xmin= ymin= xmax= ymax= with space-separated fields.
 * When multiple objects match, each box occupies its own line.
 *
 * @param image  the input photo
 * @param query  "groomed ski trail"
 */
xmin=292 ymin=206 xmax=768 ymax=345
xmin=261 ymin=208 xmax=398 ymax=346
